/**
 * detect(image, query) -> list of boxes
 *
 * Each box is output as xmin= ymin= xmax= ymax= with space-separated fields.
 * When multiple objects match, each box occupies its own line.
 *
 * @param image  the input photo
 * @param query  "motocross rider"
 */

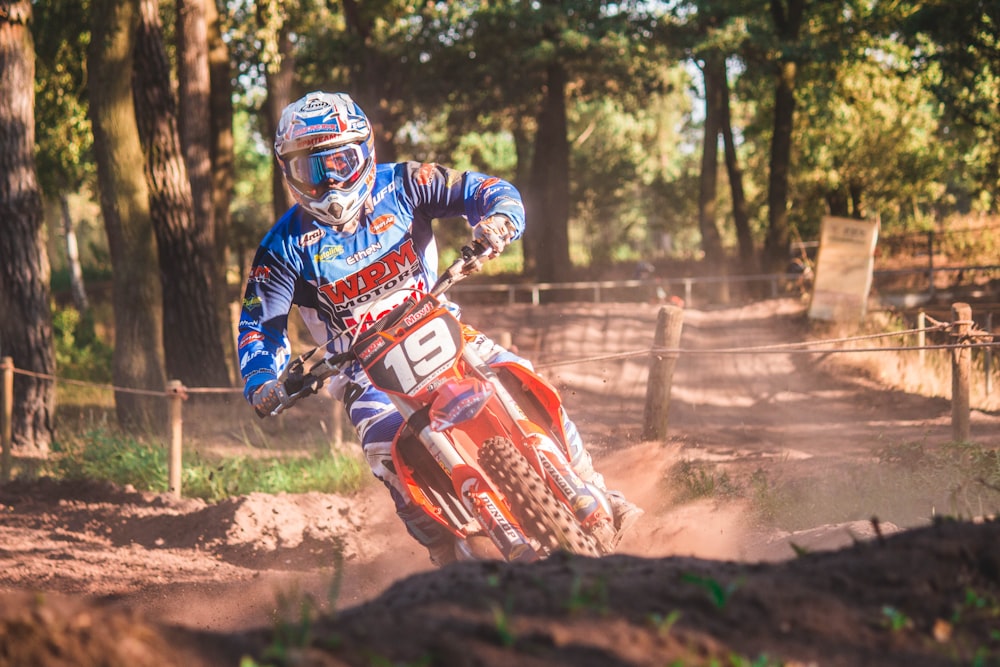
xmin=239 ymin=91 xmax=642 ymax=565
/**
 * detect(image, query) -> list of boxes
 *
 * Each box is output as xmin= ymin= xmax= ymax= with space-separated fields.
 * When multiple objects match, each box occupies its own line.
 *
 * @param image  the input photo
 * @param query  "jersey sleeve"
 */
xmin=401 ymin=161 xmax=525 ymax=239
xmin=237 ymin=238 xmax=298 ymax=401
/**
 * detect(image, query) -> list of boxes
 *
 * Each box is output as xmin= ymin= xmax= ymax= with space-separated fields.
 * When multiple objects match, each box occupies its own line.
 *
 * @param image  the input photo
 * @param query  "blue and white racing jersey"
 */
xmin=237 ymin=161 xmax=525 ymax=400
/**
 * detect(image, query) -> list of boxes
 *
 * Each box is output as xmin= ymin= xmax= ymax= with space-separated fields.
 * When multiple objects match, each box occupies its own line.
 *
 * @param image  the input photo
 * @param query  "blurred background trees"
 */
xmin=2 ymin=0 xmax=998 ymax=441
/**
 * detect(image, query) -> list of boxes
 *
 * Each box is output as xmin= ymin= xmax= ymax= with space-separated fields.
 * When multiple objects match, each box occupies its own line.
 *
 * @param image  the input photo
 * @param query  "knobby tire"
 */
xmin=478 ymin=436 xmax=601 ymax=558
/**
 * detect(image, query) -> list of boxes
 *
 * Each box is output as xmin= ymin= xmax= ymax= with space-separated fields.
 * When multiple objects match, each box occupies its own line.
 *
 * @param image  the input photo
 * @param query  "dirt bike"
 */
xmin=268 ymin=242 xmax=619 ymax=562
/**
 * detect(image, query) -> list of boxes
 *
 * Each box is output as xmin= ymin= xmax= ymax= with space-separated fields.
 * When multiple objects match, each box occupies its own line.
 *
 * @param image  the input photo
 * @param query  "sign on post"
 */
xmin=808 ymin=216 xmax=880 ymax=322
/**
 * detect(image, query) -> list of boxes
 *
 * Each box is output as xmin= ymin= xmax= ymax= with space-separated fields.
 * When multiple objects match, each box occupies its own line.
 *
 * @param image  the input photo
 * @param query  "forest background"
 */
xmin=1 ymin=0 xmax=998 ymax=454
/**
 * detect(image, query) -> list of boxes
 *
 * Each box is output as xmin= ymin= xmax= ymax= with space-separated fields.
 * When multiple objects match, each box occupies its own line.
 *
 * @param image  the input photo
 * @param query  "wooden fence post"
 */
xmin=986 ymin=312 xmax=993 ymax=398
xmin=1 ymin=357 xmax=13 ymax=483
xmin=167 ymin=380 xmax=184 ymax=497
xmin=951 ymin=303 xmax=972 ymax=443
xmin=642 ymin=305 xmax=684 ymax=441
xmin=917 ymin=311 xmax=926 ymax=366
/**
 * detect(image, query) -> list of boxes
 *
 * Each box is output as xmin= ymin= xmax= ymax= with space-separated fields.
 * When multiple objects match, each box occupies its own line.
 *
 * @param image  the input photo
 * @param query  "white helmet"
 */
xmin=274 ymin=92 xmax=376 ymax=228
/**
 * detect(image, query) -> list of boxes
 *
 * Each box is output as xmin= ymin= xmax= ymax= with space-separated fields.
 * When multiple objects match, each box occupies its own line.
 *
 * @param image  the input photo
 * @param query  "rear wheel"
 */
xmin=478 ymin=436 xmax=601 ymax=558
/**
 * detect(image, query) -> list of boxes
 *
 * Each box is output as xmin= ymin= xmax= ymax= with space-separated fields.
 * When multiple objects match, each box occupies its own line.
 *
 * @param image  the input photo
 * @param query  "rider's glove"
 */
xmin=251 ymin=378 xmax=289 ymax=418
xmin=473 ymin=214 xmax=517 ymax=256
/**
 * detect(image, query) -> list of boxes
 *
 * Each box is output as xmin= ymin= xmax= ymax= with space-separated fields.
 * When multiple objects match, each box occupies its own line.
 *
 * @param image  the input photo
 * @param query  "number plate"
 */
xmin=360 ymin=311 xmax=464 ymax=397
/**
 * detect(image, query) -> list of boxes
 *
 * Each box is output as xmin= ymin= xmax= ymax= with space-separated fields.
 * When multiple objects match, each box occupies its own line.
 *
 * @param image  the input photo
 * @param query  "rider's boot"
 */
xmin=605 ymin=490 xmax=644 ymax=545
xmin=397 ymin=504 xmax=457 ymax=567
xmin=569 ymin=439 xmax=644 ymax=545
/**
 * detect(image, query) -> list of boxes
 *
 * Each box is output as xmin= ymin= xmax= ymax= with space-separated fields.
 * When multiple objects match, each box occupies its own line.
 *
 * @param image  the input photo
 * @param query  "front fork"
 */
xmin=463 ymin=347 xmax=615 ymax=534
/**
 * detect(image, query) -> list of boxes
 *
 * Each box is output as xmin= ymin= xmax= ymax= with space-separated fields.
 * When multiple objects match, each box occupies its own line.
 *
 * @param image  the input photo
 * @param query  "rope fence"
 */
xmin=1 ymin=301 xmax=997 ymax=494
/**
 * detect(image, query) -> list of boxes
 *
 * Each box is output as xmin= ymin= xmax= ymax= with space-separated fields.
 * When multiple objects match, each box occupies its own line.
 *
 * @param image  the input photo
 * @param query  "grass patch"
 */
xmin=42 ymin=425 xmax=368 ymax=502
xmin=667 ymin=459 xmax=740 ymax=503
xmin=662 ymin=440 xmax=1000 ymax=533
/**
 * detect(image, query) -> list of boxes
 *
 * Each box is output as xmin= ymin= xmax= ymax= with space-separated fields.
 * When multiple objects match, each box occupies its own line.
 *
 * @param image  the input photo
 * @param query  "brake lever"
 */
xmin=268 ymin=351 xmax=353 ymax=417
xmin=431 ymin=241 xmax=492 ymax=297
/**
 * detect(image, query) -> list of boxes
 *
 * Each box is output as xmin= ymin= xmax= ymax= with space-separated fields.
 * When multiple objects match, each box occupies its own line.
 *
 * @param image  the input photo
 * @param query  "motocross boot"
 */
xmin=606 ymin=490 xmax=643 ymax=546
xmin=397 ymin=504 xmax=457 ymax=567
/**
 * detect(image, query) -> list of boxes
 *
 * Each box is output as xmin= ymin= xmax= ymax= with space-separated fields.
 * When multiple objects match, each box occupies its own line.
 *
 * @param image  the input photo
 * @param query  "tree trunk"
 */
xmin=763 ymin=0 xmax=804 ymax=272
xmin=529 ymin=61 xmax=572 ymax=283
xmin=133 ymin=0 xmax=230 ymax=388
xmin=88 ymin=0 xmax=167 ymax=431
xmin=849 ymin=181 xmax=864 ymax=219
xmin=265 ymin=27 xmax=295 ymax=221
xmin=176 ymin=0 xmax=213 ymax=247
xmin=698 ymin=54 xmax=725 ymax=265
xmin=206 ymin=0 xmax=236 ymax=382
xmin=720 ymin=69 xmax=755 ymax=271
xmin=0 ymin=0 xmax=55 ymax=455
xmin=59 ymin=194 xmax=90 ymax=312
xmin=826 ymin=188 xmax=849 ymax=217
xmin=340 ymin=0 xmax=401 ymax=163
xmin=512 ymin=121 xmax=535 ymax=276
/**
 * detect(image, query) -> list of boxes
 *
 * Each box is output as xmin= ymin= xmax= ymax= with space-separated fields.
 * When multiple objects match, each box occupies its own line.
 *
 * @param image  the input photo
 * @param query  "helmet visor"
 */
xmin=287 ymin=143 xmax=371 ymax=188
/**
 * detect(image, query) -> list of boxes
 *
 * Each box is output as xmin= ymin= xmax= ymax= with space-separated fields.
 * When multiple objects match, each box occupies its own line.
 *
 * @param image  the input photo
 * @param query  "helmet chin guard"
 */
xmin=274 ymin=91 xmax=376 ymax=228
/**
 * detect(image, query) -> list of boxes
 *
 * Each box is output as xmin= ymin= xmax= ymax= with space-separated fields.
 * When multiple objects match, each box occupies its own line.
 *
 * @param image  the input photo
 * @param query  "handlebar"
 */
xmin=431 ymin=240 xmax=492 ymax=297
xmin=266 ymin=351 xmax=351 ymax=417
xmin=264 ymin=241 xmax=490 ymax=418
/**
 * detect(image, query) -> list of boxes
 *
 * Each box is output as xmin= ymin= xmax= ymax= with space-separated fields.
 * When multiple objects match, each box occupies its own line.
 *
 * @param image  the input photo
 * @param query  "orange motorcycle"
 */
xmin=271 ymin=243 xmax=618 ymax=561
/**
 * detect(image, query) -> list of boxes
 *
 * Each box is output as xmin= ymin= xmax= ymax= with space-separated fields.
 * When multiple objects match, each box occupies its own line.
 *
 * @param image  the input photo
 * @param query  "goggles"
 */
xmin=287 ymin=142 xmax=371 ymax=188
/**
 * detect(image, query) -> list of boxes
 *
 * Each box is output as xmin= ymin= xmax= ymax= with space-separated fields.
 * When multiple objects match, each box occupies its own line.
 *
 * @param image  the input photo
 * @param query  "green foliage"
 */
xmin=792 ymin=37 xmax=954 ymax=231
xmin=566 ymin=572 xmax=610 ymax=615
xmin=569 ymin=73 xmax=701 ymax=266
xmin=51 ymin=307 xmax=112 ymax=383
xmin=231 ymin=108 xmax=277 ymax=247
xmin=32 ymin=0 xmax=94 ymax=195
xmin=181 ymin=450 xmax=368 ymax=501
xmin=51 ymin=429 xmax=169 ymax=492
xmin=46 ymin=427 xmax=368 ymax=502
xmin=900 ymin=0 xmax=1000 ymax=208
xmin=489 ymin=600 xmax=518 ymax=648
xmin=29 ymin=0 xmax=1000 ymax=299
xmin=680 ymin=572 xmax=741 ymax=609
xmin=647 ymin=609 xmax=682 ymax=636
xmin=881 ymin=605 xmax=913 ymax=632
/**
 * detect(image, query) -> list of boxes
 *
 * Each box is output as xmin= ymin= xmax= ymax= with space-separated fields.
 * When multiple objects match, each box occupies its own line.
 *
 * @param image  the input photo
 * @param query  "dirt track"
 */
xmin=1 ymin=297 xmax=999 ymax=665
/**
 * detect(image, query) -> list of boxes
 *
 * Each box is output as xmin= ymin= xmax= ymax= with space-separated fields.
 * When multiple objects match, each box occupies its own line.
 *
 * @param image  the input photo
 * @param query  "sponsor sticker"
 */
xmin=239 ymin=331 xmax=265 ymax=349
xmin=475 ymin=177 xmax=500 ymax=197
xmin=371 ymin=181 xmax=397 ymax=207
xmin=242 ymin=295 xmax=262 ymax=310
xmin=403 ymin=302 xmax=433 ymax=327
xmin=346 ymin=242 xmax=382 ymax=265
xmin=247 ymin=266 xmax=271 ymax=283
xmin=368 ymin=214 xmax=395 ymax=235
xmin=314 ymin=245 xmax=344 ymax=262
xmin=415 ymin=163 xmax=436 ymax=185
xmin=297 ymin=229 xmax=324 ymax=248
xmin=358 ymin=337 xmax=387 ymax=363
xmin=318 ymin=239 xmax=421 ymax=313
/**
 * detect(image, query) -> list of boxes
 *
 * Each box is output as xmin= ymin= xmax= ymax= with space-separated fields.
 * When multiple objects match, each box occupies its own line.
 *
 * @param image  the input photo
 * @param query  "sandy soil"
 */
xmin=1 ymin=297 xmax=999 ymax=666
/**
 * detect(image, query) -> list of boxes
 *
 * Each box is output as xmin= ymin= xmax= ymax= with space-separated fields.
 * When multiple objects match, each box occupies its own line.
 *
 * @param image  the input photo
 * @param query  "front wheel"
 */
xmin=478 ymin=436 xmax=601 ymax=558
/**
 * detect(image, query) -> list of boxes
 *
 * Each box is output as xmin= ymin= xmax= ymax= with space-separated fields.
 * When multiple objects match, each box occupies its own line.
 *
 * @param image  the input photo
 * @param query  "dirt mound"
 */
xmin=1 ymin=518 xmax=997 ymax=666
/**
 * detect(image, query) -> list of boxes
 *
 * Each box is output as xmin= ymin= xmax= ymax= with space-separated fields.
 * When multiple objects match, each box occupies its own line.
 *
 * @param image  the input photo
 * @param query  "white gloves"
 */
xmin=473 ymin=215 xmax=517 ymax=256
